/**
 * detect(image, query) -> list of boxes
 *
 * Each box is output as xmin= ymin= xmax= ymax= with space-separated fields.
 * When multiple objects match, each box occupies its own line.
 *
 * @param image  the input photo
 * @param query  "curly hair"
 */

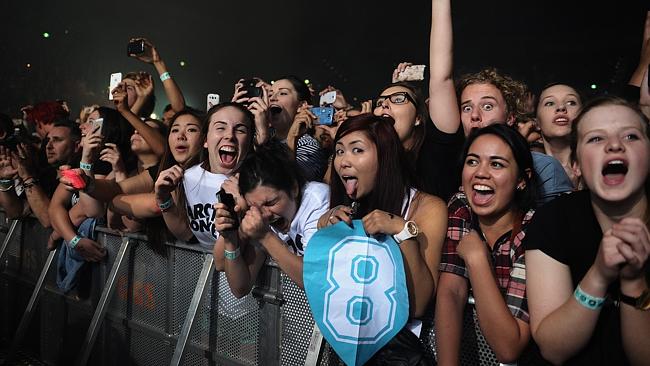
xmin=456 ymin=68 xmax=529 ymax=123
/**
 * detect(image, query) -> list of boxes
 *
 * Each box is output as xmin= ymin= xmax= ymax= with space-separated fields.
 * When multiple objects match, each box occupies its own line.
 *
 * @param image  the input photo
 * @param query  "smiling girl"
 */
xmin=435 ymin=124 xmax=540 ymax=365
xmin=525 ymin=96 xmax=650 ymax=366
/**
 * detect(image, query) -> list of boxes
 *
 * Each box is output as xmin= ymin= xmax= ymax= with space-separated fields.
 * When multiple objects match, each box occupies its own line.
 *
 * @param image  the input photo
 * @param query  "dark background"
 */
xmin=1 ymin=0 xmax=647 ymax=118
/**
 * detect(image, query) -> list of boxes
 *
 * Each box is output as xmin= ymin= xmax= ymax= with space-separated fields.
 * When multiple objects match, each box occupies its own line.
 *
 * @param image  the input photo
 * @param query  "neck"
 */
xmin=591 ymin=189 xmax=648 ymax=232
xmin=543 ymin=136 xmax=571 ymax=166
xmin=138 ymin=153 xmax=159 ymax=170
xmin=478 ymin=207 xmax=517 ymax=248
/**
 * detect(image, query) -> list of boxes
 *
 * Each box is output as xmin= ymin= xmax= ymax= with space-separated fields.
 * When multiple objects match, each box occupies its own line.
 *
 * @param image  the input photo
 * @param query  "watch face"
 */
xmin=406 ymin=221 xmax=418 ymax=236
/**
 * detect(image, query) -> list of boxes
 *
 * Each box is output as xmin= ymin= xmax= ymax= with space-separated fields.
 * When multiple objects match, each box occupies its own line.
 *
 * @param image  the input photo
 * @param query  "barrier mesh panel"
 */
xmin=180 ymin=350 xmax=210 ymax=366
xmin=459 ymin=305 xmax=499 ymax=366
xmin=130 ymin=328 xmax=172 ymax=365
xmin=5 ymin=219 xmax=24 ymax=271
xmin=102 ymin=233 xmax=130 ymax=319
xmin=19 ymin=219 xmax=49 ymax=282
xmin=172 ymin=248 xmax=204 ymax=336
xmin=130 ymin=239 xmax=169 ymax=332
xmin=213 ymin=271 xmax=259 ymax=365
xmin=280 ymin=272 xmax=315 ymax=366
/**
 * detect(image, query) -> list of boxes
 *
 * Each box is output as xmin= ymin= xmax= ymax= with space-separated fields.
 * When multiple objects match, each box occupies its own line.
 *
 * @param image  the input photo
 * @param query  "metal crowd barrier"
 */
xmin=0 ymin=215 xmax=502 ymax=366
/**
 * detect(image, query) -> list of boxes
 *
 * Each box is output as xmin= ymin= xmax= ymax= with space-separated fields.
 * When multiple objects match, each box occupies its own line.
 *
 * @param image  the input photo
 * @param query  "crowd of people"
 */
xmin=2 ymin=1 xmax=650 ymax=365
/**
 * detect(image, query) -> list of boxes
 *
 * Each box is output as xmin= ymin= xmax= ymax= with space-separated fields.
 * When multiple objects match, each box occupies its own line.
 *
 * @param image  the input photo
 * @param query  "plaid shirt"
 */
xmin=439 ymin=191 xmax=534 ymax=322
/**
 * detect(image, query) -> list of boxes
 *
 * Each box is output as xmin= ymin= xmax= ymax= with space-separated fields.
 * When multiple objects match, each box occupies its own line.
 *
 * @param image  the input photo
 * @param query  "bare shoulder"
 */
xmin=411 ymin=191 xmax=447 ymax=219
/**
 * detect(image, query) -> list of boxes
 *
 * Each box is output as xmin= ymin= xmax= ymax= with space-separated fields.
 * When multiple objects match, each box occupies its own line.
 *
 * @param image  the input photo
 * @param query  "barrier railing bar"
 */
xmin=170 ymin=254 xmax=214 ymax=366
xmin=4 ymin=246 xmax=58 ymax=366
xmin=0 ymin=220 xmax=19 ymax=262
xmin=76 ymin=237 xmax=131 ymax=366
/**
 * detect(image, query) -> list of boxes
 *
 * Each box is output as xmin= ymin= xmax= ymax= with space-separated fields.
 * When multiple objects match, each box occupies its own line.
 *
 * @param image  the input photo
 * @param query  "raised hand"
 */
xmin=154 ymin=164 xmax=184 ymax=201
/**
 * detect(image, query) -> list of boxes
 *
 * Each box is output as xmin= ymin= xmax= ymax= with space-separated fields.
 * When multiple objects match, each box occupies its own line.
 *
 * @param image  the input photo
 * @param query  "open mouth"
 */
xmin=471 ymin=184 xmax=495 ymax=206
xmin=553 ymin=116 xmax=569 ymax=125
xmin=218 ymin=145 xmax=238 ymax=166
xmin=601 ymin=159 xmax=628 ymax=185
xmin=269 ymin=105 xmax=283 ymax=115
xmin=270 ymin=216 xmax=288 ymax=232
xmin=341 ymin=175 xmax=358 ymax=199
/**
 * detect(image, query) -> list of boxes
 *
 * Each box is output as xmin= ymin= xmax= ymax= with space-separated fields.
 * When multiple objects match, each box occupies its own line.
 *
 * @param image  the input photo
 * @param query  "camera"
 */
xmin=216 ymin=188 xmax=239 ymax=230
xmin=127 ymin=39 xmax=146 ymax=56
xmin=240 ymin=79 xmax=263 ymax=99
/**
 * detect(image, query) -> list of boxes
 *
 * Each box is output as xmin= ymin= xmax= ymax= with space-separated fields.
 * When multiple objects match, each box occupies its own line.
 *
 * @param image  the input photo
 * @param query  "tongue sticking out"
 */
xmin=344 ymin=178 xmax=358 ymax=198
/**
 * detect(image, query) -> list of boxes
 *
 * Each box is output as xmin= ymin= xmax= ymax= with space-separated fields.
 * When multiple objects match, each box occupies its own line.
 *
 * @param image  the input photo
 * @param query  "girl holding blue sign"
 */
xmin=213 ymin=141 xmax=330 ymax=292
xmin=319 ymin=114 xmax=447 ymax=363
xmin=436 ymin=124 xmax=540 ymax=365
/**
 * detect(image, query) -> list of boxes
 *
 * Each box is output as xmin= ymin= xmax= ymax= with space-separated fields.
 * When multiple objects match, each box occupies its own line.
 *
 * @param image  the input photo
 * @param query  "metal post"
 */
xmin=169 ymin=254 xmax=214 ymax=366
xmin=0 ymin=220 xmax=19 ymax=262
xmin=76 ymin=237 xmax=131 ymax=366
xmin=4 ymin=246 xmax=58 ymax=365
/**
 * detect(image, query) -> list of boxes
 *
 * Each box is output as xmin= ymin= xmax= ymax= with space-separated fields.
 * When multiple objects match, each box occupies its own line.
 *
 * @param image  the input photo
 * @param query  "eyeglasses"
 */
xmin=375 ymin=92 xmax=417 ymax=108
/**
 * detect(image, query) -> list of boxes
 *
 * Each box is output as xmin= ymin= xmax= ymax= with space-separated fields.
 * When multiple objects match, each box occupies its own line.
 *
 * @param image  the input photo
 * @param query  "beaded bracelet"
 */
xmin=159 ymin=72 xmax=171 ymax=82
xmin=574 ymin=284 xmax=606 ymax=310
xmin=224 ymin=247 xmax=241 ymax=260
xmin=69 ymin=235 xmax=82 ymax=249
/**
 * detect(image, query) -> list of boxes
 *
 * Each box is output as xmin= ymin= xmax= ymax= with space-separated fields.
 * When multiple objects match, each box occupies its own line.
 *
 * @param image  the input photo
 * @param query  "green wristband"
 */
xmin=574 ymin=284 xmax=606 ymax=310
xmin=224 ymin=247 xmax=240 ymax=260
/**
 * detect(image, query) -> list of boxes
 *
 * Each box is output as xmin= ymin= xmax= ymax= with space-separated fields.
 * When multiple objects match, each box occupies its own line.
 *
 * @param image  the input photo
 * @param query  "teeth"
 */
xmin=608 ymin=160 xmax=624 ymax=165
xmin=473 ymin=184 xmax=493 ymax=192
xmin=220 ymin=146 xmax=236 ymax=153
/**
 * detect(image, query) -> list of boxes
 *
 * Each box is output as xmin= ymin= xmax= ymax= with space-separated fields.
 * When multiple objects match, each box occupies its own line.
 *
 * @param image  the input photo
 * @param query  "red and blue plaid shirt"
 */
xmin=439 ymin=191 xmax=534 ymax=322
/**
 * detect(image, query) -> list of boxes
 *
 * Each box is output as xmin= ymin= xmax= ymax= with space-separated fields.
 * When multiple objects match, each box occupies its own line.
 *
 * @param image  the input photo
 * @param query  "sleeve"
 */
xmin=295 ymin=135 xmax=328 ymax=182
xmin=523 ymin=197 xmax=569 ymax=265
xmin=300 ymin=184 xmax=330 ymax=249
xmin=506 ymin=229 xmax=530 ymax=322
xmin=439 ymin=192 xmax=472 ymax=278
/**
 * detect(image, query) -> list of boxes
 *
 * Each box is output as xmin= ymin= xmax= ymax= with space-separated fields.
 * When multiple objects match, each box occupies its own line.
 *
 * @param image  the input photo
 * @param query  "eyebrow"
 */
xmin=461 ymin=96 xmax=498 ymax=105
xmin=541 ymin=94 xmax=579 ymax=101
xmin=466 ymin=152 xmax=510 ymax=162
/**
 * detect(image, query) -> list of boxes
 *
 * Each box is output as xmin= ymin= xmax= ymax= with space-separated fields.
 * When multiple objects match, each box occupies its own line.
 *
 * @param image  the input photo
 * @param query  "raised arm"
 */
xmin=154 ymin=164 xmax=193 ymax=241
xmin=629 ymin=11 xmax=650 ymax=88
xmin=113 ymin=82 xmax=165 ymax=157
xmin=429 ymin=0 xmax=460 ymax=133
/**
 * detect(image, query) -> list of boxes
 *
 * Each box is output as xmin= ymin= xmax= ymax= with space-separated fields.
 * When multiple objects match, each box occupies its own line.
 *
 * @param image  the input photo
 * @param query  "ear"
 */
xmin=517 ymin=168 xmax=532 ymax=190
xmin=74 ymin=140 xmax=82 ymax=154
xmin=414 ymin=116 xmax=422 ymax=127
xmin=203 ymin=138 xmax=208 ymax=149
xmin=506 ymin=113 xmax=516 ymax=126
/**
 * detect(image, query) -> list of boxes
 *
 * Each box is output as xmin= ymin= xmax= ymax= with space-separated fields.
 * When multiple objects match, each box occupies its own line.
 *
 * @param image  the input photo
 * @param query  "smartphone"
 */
xmin=310 ymin=106 xmax=335 ymax=126
xmin=108 ymin=72 xmax=122 ymax=100
xmin=397 ymin=65 xmax=426 ymax=82
xmin=127 ymin=39 xmax=145 ymax=56
xmin=207 ymin=94 xmax=220 ymax=111
xmin=320 ymin=91 xmax=337 ymax=106
xmin=216 ymin=188 xmax=239 ymax=230
xmin=241 ymin=79 xmax=263 ymax=99
xmin=92 ymin=118 xmax=104 ymax=135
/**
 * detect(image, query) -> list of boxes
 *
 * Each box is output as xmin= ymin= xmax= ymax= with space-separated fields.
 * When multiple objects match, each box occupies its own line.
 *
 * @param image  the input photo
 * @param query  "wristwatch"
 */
xmin=393 ymin=221 xmax=419 ymax=244
xmin=619 ymin=289 xmax=650 ymax=311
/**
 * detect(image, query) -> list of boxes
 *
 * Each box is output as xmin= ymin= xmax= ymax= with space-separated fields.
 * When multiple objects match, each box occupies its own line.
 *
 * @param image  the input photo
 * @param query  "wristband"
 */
xmin=0 ymin=179 xmax=13 ymax=184
xmin=574 ymin=284 xmax=606 ymax=310
xmin=69 ymin=235 xmax=82 ymax=249
xmin=159 ymin=72 xmax=171 ymax=82
xmin=224 ymin=247 xmax=240 ymax=260
xmin=158 ymin=197 xmax=173 ymax=211
xmin=80 ymin=161 xmax=93 ymax=170
xmin=23 ymin=177 xmax=39 ymax=189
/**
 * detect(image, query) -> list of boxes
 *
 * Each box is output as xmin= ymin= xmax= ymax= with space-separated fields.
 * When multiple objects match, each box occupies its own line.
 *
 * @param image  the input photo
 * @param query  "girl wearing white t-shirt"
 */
xmin=213 ymin=142 xmax=330 ymax=293
xmin=154 ymin=103 xmax=255 ymax=248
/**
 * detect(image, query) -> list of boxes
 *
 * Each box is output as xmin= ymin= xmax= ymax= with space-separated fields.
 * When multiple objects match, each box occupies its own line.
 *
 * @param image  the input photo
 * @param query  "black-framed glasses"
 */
xmin=375 ymin=92 xmax=418 ymax=108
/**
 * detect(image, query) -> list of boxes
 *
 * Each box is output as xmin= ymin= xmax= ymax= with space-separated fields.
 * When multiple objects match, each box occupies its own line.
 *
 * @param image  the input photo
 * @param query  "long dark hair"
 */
xmin=238 ymin=140 xmax=306 ymax=204
xmin=329 ymin=114 xmax=411 ymax=217
xmin=462 ymin=124 xmax=537 ymax=213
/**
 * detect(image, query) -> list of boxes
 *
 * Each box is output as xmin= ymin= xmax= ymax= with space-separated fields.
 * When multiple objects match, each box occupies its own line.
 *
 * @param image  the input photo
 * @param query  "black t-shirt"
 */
xmin=415 ymin=122 xmax=464 ymax=202
xmin=524 ymin=190 xmax=629 ymax=366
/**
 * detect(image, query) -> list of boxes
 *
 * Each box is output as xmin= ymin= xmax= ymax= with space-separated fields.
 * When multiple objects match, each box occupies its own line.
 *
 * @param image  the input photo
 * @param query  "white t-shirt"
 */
xmin=183 ymin=164 xmax=227 ymax=249
xmin=274 ymin=181 xmax=330 ymax=256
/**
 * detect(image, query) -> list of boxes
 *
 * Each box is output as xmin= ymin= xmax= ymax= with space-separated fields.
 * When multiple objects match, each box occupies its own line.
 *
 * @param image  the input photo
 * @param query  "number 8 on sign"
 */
xmin=323 ymin=235 xmax=399 ymax=344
